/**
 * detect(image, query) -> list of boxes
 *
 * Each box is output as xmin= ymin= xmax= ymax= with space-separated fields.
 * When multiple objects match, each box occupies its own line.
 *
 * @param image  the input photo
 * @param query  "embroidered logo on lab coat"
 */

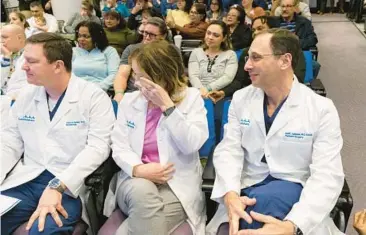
xmin=65 ymin=121 xmax=86 ymax=126
xmin=126 ymin=120 xmax=135 ymax=129
xmin=284 ymin=132 xmax=313 ymax=140
xmin=240 ymin=118 xmax=250 ymax=126
xmin=18 ymin=115 xmax=35 ymax=122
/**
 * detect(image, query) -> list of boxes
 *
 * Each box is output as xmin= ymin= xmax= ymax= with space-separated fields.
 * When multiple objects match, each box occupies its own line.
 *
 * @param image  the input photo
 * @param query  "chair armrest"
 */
xmin=202 ymin=148 xmax=215 ymax=193
xmin=309 ymin=46 xmax=319 ymax=61
xmin=85 ymin=155 xmax=120 ymax=189
xmin=309 ymin=79 xmax=327 ymax=97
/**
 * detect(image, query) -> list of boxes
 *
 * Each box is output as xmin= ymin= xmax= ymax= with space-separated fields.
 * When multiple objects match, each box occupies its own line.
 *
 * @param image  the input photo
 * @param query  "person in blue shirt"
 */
xmin=103 ymin=0 xmax=131 ymax=18
xmin=72 ymin=21 xmax=120 ymax=91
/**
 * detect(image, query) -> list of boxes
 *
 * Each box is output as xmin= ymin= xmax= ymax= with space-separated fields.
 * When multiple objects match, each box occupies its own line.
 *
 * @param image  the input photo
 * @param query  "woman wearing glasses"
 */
xmin=103 ymin=40 xmax=208 ymax=235
xmin=72 ymin=21 xmax=120 ymax=92
xmin=167 ymin=3 xmax=208 ymax=39
xmin=188 ymin=20 xmax=238 ymax=98
xmin=226 ymin=5 xmax=252 ymax=50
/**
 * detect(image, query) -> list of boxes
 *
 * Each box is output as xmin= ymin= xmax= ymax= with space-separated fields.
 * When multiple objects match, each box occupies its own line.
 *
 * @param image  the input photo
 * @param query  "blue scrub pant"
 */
xmin=1 ymin=170 xmax=82 ymax=235
xmin=239 ymin=175 xmax=303 ymax=230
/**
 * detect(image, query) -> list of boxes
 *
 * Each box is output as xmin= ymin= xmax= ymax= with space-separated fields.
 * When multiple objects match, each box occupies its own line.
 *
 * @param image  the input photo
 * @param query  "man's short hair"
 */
xmin=30 ymin=1 xmax=43 ymax=8
xmin=26 ymin=33 xmax=73 ymax=72
xmin=266 ymin=28 xmax=301 ymax=70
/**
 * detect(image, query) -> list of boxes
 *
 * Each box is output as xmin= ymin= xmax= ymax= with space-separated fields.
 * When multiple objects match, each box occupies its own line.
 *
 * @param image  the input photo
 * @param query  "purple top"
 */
xmin=141 ymin=108 xmax=162 ymax=164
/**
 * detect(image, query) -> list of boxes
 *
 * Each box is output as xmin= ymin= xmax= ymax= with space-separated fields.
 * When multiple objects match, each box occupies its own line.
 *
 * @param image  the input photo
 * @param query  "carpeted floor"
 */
xmin=312 ymin=13 xmax=366 ymax=235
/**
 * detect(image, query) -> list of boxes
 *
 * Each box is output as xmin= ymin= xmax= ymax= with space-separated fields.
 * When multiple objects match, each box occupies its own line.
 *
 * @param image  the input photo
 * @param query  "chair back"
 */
xmin=303 ymin=51 xmax=314 ymax=84
xmin=220 ymin=99 xmax=231 ymax=141
xmin=199 ymin=99 xmax=216 ymax=158
xmin=111 ymin=99 xmax=118 ymax=118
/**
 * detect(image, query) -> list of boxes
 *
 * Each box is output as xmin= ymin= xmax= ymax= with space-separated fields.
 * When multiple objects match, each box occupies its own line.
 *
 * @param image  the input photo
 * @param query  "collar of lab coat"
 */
xmin=131 ymin=92 xmax=148 ymax=112
xmin=251 ymin=75 xmax=302 ymax=138
xmin=33 ymin=74 xmax=79 ymax=127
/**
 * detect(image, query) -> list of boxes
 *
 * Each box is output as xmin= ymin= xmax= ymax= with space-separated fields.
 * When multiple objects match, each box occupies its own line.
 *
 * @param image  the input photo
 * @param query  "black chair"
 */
xmin=83 ymin=100 xmax=120 ymax=234
xmin=180 ymin=39 xmax=203 ymax=68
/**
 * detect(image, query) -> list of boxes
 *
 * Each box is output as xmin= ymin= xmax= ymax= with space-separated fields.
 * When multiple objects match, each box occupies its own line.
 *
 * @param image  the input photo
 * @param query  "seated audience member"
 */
xmin=166 ymin=0 xmax=192 ymax=28
xmin=72 ymin=21 xmax=120 ymax=91
xmin=152 ymin=0 xmax=177 ymax=16
xmin=127 ymin=0 xmax=157 ymax=30
xmin=278 ymin=0 xmax=317 ymax=50
xmin=0 ymin=25 xmax=28 ymax=100
xmin=242 ymin=0 xmax=266 ymax=25
xmin=103 ymin=0 xmax=131 ymax=18
xmin=226 ymin=4 xmax=252 ymax=50
xmin=274 ymin=0 xmax=311 ymax=21
xmin=137 ymin=8 xmax=164 ymax=42
xmin=1 ymin=33 xmax=114 ymax=235
xmin=188 ymin=21 xmax=238 ymax=97
xmin=104 ymin=40 xmax=208 ymax=235
xmin=206 ymin=0 xmax=226 ymax=22
xmin=113 ymin=17 xmax=169 ymax=102
xmin=8 ymin=12 xmax=37 ymax=38
xmin=354 ymin=210 xmax=366 ymax=235
xmin=167 ymin=3 xmax=209 ymax=39
xmin=27 ymin=1 xmax=58 ymax=33
xmin=278 ymin=0 xmax=320 ymax=77
xmin=206 ymin=28 xmax=344 ymax=235
xmin=64 ymin=0 xmax=101 ymax=34
xmin=104 ymin=11 xmax=137 ymax=55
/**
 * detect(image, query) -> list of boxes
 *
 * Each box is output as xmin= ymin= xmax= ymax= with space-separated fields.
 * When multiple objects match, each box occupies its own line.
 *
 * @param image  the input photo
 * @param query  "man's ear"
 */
xmin=279 ymin=53 xmax=292 ymax=70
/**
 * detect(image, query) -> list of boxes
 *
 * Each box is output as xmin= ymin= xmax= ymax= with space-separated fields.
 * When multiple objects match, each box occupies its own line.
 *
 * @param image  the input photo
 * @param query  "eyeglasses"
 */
xmin=77 ymin=33 xmax=91 ymax=39
xmin=189 ymin=11 xmax=199 ymax=15
xmin=143 ymin=30 xmax=160 ymax=38
xmin=245 ymin=53 xmax=284 ymax=63
xmin=281 ymin=4 xmax=294 ymax=8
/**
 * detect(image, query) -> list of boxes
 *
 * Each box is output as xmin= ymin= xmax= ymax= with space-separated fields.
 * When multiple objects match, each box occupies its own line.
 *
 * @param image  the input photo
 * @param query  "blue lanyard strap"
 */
xmin=47 ymin=89 xmax=67 ymax=121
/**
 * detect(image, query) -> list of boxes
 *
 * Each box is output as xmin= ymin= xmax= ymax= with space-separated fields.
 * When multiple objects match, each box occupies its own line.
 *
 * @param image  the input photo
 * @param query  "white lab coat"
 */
xmin=1 ymin=53 xmax=28 ymax=99
xmin=0 ymin=95 xmax=12 ymax=130
xmin=206 ymin=78 xmax=345 ymax=235
xmin=0 ymin=74 xmax=115 ymax=232
xmin=103 ymin=88 xmax=208 ymax=235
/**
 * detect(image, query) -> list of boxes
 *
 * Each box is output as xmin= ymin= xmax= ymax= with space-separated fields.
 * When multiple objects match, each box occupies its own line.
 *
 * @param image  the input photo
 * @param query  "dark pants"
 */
xmin=319 ymin=0 xmax=335 ymax=12
xmin=1 ymin=170 xmax=82 ymax=235
xmin=239 ymin=175 xmax=303 ymax=230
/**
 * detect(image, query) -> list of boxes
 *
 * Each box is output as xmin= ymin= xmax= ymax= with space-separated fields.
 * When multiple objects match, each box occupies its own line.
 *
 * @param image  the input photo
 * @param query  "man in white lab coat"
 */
xmin=0 ymin=33 xmax=115 ymax=234
xmin=1 ymin=24 xmax=28 ymax=99
xmin=207 ymin=28 xmax=345 ymax=235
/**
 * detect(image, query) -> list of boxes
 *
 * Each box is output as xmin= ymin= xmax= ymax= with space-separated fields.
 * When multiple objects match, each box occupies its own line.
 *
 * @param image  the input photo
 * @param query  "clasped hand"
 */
xmin=26 ymin=188 xmax=68 ymax=232
xmin=225 ymin=192 xmax=295 ymax=235
xmin=134 ymin=162 xmax=175 ymax=184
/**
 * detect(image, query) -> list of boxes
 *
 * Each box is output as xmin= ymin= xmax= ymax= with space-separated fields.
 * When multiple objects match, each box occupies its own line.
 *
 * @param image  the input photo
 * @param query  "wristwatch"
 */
xmin=163 ymin=106 xmax=176 ymax=117
xmin=48 ymin=178 xmax=65 ymax=193
xmin=286 ymin=220 xmax=303 ymax=235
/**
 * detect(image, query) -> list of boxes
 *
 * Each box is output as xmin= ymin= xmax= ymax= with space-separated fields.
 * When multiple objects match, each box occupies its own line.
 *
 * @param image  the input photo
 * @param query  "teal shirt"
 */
xmin=72 ymin=46 xmax=120 ymax=91
xmin=103 ymin=3 xmax=130 ymax=18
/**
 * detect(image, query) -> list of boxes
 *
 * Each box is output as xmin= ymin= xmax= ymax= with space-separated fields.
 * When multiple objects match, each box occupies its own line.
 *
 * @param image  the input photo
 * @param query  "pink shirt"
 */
xmin=141 ymin=108 xmax=162 ymax=164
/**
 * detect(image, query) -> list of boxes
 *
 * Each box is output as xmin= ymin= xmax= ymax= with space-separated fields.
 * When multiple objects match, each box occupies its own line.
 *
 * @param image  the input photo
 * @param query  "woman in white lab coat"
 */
xmin=103 ymin=40 xmax=208 ymax=235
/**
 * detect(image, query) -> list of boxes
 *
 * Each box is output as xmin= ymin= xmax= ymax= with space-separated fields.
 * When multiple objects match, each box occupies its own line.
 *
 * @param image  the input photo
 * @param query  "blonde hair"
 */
xmin=129 ymin=41 xmax=188 ymax=104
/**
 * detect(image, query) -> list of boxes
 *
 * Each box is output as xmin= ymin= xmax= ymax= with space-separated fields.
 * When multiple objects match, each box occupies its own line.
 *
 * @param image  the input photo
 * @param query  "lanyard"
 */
xmin=46 ymin=89 xmax=67 ymax=121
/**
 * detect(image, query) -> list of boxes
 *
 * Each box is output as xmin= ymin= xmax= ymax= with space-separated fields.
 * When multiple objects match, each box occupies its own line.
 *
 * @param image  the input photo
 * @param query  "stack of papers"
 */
xmin=0 ymin=194 xmax=21 ymax=216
